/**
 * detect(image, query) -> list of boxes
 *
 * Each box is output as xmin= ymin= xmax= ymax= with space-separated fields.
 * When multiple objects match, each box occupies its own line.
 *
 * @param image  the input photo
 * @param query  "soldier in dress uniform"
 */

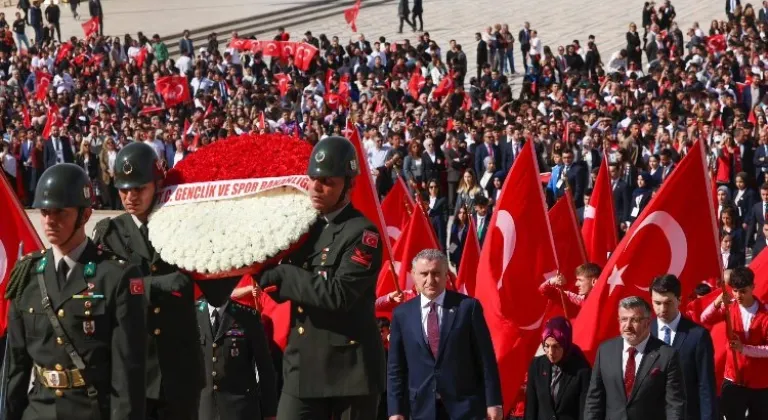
xmin=196 ymin=278 xmax=278 ymax=420
xmin=4 ymin=163 xmax=146 ymax=420
xmin=91 ymin=142 xmax=204 ymax=420
xmin=255 ymin=136 xmax=386 ymax=420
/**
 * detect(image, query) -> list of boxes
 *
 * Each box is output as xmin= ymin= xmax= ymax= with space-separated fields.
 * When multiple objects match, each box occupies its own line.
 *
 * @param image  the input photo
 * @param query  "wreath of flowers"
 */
xmin=148 ymin=133 xmax=317 ymax=278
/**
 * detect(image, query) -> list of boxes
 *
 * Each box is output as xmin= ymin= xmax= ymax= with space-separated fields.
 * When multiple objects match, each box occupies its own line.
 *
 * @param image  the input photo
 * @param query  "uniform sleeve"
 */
xmin=6 ymin=299 xmax=32 ymax=420
xmin=250 ymin=313 xmax=278 ymax=417
xmin=110 ymin=264 xmax=147 ymax=420
xmin=262 ymin=225 xmax=382 ymax=312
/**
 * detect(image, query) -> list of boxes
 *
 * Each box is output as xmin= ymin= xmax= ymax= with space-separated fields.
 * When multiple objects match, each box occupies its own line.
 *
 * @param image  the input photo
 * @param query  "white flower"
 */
xmin=148 ymin=187 xmax=318 ymax=274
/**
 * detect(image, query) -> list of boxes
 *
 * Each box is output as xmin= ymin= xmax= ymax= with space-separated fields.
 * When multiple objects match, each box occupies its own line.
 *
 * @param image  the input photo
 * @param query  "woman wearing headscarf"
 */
xmin=525 ymin=317 xmax=591 ymax=420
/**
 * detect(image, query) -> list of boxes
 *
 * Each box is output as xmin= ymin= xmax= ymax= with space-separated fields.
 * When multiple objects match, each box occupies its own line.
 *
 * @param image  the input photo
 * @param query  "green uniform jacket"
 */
xmin=93 ymin=213 xmax=205 ymax=405
xmin=196 ymin=299 xmax=279 ymax=419
xmin=6 ymin=240 xmax=147 ymax=420
xmin=260 ymin=204 xmax=386 ymax=398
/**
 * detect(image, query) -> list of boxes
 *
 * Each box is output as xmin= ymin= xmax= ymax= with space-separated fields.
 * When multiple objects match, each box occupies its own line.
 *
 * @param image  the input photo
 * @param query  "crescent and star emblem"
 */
xmin=386 ymin=226 xmax=401 ymax=242
xmin=607 ymin=210 xmax=688 ymax=295
xmin=314 ymin=151 xmax=325 ymax=163
xmin=122 ymin=161 xmax=134 ymax=175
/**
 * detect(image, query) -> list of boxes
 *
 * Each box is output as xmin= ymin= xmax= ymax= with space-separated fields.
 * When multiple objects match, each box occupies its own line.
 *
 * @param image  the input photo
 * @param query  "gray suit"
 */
xmin=584 ymin=335 xmax=685 ymax=420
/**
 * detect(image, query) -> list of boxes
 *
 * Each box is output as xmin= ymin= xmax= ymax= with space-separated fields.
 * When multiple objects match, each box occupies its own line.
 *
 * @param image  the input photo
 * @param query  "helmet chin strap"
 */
xmin=59 ymin=208 xmax=86 ymax=251
xmin=336 ymin=177 xmax=352 ymax=206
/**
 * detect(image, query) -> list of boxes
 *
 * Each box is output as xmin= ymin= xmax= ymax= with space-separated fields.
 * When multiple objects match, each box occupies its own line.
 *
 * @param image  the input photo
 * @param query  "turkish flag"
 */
xmin=22 ymin=106 xmax=31 ymax=129
xmin=474 ymin=140 xmax=559 ymax=411
xmin=344 ymin=0 xmax=362 ymax=32
xmin=380 ymin=176 xmax=415 ymax=246
xmin=581 ymin=156 xmax=617 ymax=267
xmin=572 ymin=140 xmax=722 ymax=362
xmin=250 ymin=40 xmax=263 ymax=54
xmin=346 ymin=121 xmax=393 ymax=265
xmin=294 ymin=43 xmax=318 ymax=72
xmin=274 ymin=73 xmax=291 ymax=97
xmin=42 ymin=105 xmax=59 ymax=139
xmin=135 ymin=47 xmax=149 ymax=68
xmin=262 ymin=40 xmax=282 ymax=58
xmin=338 ymin=73 xmax=351 ymax=107
xmin=408 ymin=70 xmax=425 ymax=99
xmin=455 ymin=215 xmax=481 ymax=297
xmin=34 ymin=71 xmax=52 ymax=101
xmin=259 ymin=112 xmax=266 ymax=130
xmin=81 ymin=16 xmax=100 ymax=38
xmin=0 ymin=172 xmax=44 ymax=335
xmin=138 ymin=106 xmax=165 ymax=116
xmin=432 ymin=73 xmax=455 ymax=99
xmin=55 ymin=42 xmax=74 ymax=64
xmin=280 ymin=41 xmax=298 ymax=62
xmin=549 ymin=190 xmax=587 ymax=294
xmin=706 ymin=34 xmax=726 ymax=55
xmin=156 ymin=75 xmax=191 ymax=108
xmin=376 ymin=206 xmax=440 ymax=298
xmin=229 ymin=37 xmax=253 ymax=51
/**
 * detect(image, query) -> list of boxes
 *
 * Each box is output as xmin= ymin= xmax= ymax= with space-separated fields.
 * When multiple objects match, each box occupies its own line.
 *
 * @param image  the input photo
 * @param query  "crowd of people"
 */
xmin=3 ymin=0 xmax=768 ymax=418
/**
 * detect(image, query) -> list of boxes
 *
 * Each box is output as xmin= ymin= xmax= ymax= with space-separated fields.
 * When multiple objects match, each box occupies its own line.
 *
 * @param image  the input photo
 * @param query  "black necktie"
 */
xmin=57 ymin=259 xmax=69 ymax=290
xmin=139 ymin=224 xmax=149 ymax=243
xmin=211 ymin=308 xmax=220 ymax=335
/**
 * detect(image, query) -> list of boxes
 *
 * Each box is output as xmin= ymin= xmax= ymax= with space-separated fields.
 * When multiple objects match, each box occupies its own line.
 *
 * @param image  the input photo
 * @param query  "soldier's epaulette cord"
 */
xmin=5 ymin=250 xmax=45 ymax=299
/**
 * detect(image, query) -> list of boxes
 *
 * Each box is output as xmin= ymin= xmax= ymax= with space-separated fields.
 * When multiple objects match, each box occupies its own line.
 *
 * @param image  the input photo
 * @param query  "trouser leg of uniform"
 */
xmin=277 ymin=393 xmax=332 ymax=420
xmin=159 ymin=397 xmax=200 ymax=420
xmin=720 ymin=380 xmax=748 ymax=420
xmin=330 ymin=395 xmax=380 ymax=420
xmin=747 ymin=387 xmax=768 ymax=420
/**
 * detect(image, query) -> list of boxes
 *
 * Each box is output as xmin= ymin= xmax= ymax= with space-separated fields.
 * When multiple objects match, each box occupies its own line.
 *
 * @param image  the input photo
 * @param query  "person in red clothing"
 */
xmin=538 ymin=262 xmax=601 ymax=317
xmin=701 ymin=266 xmax=768 ymax=420
xmin=375 ymin=288 xmax=418 ymax=312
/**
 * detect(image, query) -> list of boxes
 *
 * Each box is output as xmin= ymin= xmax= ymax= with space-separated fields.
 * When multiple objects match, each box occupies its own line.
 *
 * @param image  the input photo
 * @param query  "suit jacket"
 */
xmin=474 ymin=142 xmax=500 ymax=177
xmin=754 ymin=144 xmax=768 ymax=179
xmin=548 ymin=163 xmax=587 ymax=208
xmin=92 ymin=214 xmax=205 ymax=405
xmin=428 ymin=196 xmax=448 ymax=250
xmin=43 ymin=137 xmax=74 ymax=169
xmin=726 ymin=0 xmax=740 ymax=14
xmin=196 ymin=299 xmax=278 ymax=420
xmin=651 ymin=317 xmax=717 ymax=420
xmin=422 ymin=150 xmax=446 ymax=183
xmin=474 ymin=212 xmax=492 ymax=247
xmin=739 ymin=140 xmax=755 ymax=178
xmin=747 ymin=201 xmax=768 ymax=246
xmin=584 ymin=336 xmax=685 ymax=420
xmin=477 ymin=40 xmax=488 ymax=65
xmin=502 ymin=140 xmax=524 ymax=174
xmin=754 ymin=238 xmax=768 ymax=259
xmin=258 ymin=204 xmax=386 ymax=398
xmin=525 ymin=349 xmax=592 ymax=420
xmin=733 ymin=188 xmax=757 ymax=223
xmin=387 ymin=291 xmax=502 ymax=420
xmin=760 ymin=6 xmax=768 ymax=23
xmin=723 ymin=251 xmax=746 ymax=269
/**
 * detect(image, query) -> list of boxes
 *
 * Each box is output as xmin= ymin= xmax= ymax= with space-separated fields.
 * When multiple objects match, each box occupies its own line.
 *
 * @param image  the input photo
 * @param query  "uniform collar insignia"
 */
xmin=36 ymin=257 xmax=47 ymax=273
xmin=198 ymin=301 xmax=207 ymax=312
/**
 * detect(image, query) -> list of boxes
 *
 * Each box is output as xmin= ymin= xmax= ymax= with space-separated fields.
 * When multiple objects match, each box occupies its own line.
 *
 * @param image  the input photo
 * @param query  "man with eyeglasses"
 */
xmin=584 ymin=296 xmax=685 ymax=420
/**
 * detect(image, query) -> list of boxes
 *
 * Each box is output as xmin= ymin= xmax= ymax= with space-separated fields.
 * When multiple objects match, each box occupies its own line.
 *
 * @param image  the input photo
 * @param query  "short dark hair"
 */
xmin=474 ymin=194 xmax=489 ymax=206
xmin=651 ymin=274 xmax=681 ymax=298
xmin=694 ymin=283 xmax=712 ymax=297
xmin=729 ymin=267 xmax=755 ymax=289
xmin=376 ymin=317 xmax=390 ymax=329
xmin=761 ymin=183 xmax=768 ymax=192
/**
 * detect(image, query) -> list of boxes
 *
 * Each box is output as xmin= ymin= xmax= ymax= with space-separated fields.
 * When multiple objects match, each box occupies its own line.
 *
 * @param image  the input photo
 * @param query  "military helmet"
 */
xmin=114 ymin=142 xmax=164 ymax=189
xmin=33 ymin=163 xmax=92 ymax=209
xmin=307 ymin=136 xmax=360 ymax=178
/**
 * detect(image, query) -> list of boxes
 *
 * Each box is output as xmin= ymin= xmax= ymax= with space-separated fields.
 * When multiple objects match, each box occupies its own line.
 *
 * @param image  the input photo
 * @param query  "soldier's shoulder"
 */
xmin=6 ymin=249 xmax=47 ymax=299
xmin=345 ymin=206 xmax=378 ymax=232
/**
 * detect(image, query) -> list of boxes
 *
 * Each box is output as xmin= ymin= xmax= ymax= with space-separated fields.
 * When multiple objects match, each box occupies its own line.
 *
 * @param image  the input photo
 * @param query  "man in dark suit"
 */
xmin=196 ymin=279 xmax=278 ymax=420
xmin=746 ymin=184 xmax=768 ymax=247
xmin=736 ymin=129 xmax=755 ymax=180
xmin=426 ymin=179 xmax=448 ymax=251
xmin=502 ymin=129 xmax=524 ymax=175
xmin=649 ymin=275 xmax=717 ymax=420
xmin=475 ymin=32 xmax=488 ymax=80
xmin=760 ymin=0 xmax=768 ymax=23
xmin=726 ymin=0 xmax=741 ymax=20
xmin=518 ymin=22 xmax=531 ymax=72
xmin=547 ymin=150 xmax=587 ymax=208
xmin=474 ymin=130 xmax=500 ymax=179
xmin=256 ymin=137 xmax=386 ymax=419
xmin=752 ymin=223 xmax=768 ymax=258
xmin=659 ymin=149 xmax=676 ymax=183
xmin=387 ymin=249 xmax=503 ymax=420
xmin=584 ymin=296 xmax=685 ymax=420
xmin=88 ymin=0 xmax=103 ymax=35
xmin=473 ymin=195 xmax=492 ymax=247
xmin=754 ymin=140 xmax=768 ymax=181
xmin=609 ymin=162 xmax=631 ymax=224
xmin=43 ymin=126 xmax=74 ymax=169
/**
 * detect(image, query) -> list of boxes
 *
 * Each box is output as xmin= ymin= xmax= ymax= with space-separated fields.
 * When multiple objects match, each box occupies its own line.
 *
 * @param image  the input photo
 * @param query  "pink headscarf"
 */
xmin=541 ymin=316 xmax=573 ymax=359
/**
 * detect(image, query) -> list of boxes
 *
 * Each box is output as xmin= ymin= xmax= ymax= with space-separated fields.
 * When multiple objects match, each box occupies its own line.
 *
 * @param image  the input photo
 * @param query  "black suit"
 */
xmin=733 ymin=188 xmax=757 ymax=222
xmin=566 ymin=163 xmax=588 ymax=209
xmin=723 ymin=251 xmax=746 ymax=269
xmin=584 ymin=335 xmax=685 ymax=420
xmin=196 ymin=299 xmax=278 ymax=420
xmin=43 ymin=137 xmax=74 ymax=169
xmin=476 ymin=40 xmax=488 ymax=79
xmin=525 ymin=348 xmax=592 ymax=420
xmin=474 ymin=142 xmax=500 ymax=179
xmin=428 ymin=196 xmax=448 ymax=250
xmin=753 ymin=238 xmax=768 ymax=259
xmin=502 ymin=140 xmax=524 ymax=175
xmin=611 ymin=179 xmax=630 ymax=223
xmin=422 ymin=150 xmax=445 ymax=185
xmin=747 ymin=201 xmax=768 ymax=246
xmin=473 ymin=212 xmax=491 ymax=247
xmin=650 ymin=317 xmax=717 ymax=420
xmin=739 ymin=141 xmax=755 ymax=181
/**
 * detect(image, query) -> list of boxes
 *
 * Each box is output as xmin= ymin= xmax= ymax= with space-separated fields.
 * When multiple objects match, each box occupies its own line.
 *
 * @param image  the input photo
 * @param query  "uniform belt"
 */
xmin=35 ymin=365 xmax=86 ymax=389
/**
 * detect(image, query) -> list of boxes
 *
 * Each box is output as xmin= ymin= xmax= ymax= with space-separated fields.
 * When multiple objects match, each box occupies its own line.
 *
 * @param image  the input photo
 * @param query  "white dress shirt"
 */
xmin=52 ymin=238 xmax=89 ymax=281
xmin=420 ymin=291 xmax=446 ymax=344
xmin=207 ymin=303 xmax=222 ymax=329
xmin=622 ymin=334 xmax=651 ymax=376
xmin=657 ymin=312 xmax=681 ymax=345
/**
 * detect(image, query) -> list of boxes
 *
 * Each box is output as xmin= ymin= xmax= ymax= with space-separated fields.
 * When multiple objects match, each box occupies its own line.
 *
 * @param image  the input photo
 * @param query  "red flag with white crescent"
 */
xmin=34 ymin=71 xmax=52 ymax=101
xmin=474 ymin=140 xmax=559 ymax=412
xmin=455 ymin=215 xmax=481 ymax=297
xmin=380 ymin=176 xmax=415 ymax=246
xmin=156 ymin=75 xmax=191 ymax=108
xmin=262 ymin=40 xmax=282 ymax=58
xmin=581 ymin=155 xmax=618 ymax=267
xmin=229 ymin=37 xmax=253 ymax=51
xmin=294 ymin=42 xmax=318 ymax=72
xmin=573 ymin=140 xmax=722 ymax=362
xmin=344 ymin=0 xmax=362 ymax=32
xmin=549 ymin=190 xmax=587 ymax=290
xmin=0 ymin=173 xmax=44 ymax=335
xmin=81 ymin=16 xmax=100 ymax=38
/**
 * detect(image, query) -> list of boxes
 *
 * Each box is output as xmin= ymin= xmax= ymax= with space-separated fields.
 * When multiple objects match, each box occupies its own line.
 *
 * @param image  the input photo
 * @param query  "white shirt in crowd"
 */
xmin=656 ymin=312 xmax=681 ymax=345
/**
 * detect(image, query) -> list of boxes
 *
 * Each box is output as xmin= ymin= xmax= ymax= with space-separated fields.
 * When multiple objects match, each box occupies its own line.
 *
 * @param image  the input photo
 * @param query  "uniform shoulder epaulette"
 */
xmin=92 ymin=218 xmax=112 ymax=243
xmin=5 ymin=250 xmax=46 ymax=299
xmin=228 ymin=300 xmax=260 ymax=316
xmin=197 ymin=300 xmax=208 ymax=312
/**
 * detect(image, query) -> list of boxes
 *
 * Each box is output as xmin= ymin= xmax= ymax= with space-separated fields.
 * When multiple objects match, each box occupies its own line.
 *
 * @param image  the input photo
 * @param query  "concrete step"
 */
xmin=162 ymin=0 xmax=394 ymax=57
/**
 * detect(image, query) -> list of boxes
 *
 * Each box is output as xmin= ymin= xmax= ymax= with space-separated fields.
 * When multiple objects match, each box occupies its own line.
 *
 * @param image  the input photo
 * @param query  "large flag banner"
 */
xmin=380 ymin=176 xmax=415 ymax=246
xmin=573 ymin=140 xmax=722 ymax=362
xmin=474 ymin=140 xmax=559 ymax=411
xmin=455 ymin=215 xmax=481 ymax=297
xmin=581 ymin=156 xmax=617 ymax=267
xmin=549 ymin=190 xmax=587 ymax=288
